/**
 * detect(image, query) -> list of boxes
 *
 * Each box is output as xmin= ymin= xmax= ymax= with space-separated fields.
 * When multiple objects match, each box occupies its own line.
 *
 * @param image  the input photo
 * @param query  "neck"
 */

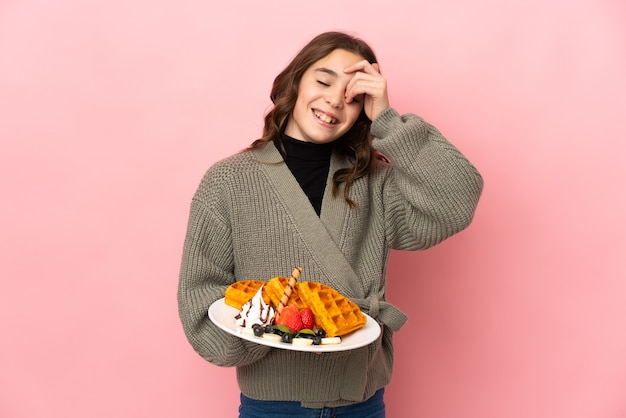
xmin=277 ymin=133 xmax=334 ymax=161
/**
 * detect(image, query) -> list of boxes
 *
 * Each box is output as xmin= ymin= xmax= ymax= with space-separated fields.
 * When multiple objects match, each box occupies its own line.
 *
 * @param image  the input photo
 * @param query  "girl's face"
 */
xmin=284 ymin=49 xmax=364 ymax=144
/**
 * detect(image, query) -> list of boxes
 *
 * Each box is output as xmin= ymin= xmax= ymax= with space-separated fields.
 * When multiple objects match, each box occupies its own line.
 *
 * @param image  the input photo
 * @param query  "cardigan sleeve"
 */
xmin=177 ymin=167 xmax=272 ymax=366
xmin=370 ymin=107 xmax=483 ymax=250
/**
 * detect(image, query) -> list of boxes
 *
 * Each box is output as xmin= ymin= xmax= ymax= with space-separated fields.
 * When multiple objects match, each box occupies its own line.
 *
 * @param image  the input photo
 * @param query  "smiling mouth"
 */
xmin=313 ymin=110 xmax=338 ymax=125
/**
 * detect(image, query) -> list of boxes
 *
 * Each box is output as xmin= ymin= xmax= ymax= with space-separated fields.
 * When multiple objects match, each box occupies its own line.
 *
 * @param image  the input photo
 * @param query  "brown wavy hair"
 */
xmin=248 ymin=31 xmax=384 ymax=207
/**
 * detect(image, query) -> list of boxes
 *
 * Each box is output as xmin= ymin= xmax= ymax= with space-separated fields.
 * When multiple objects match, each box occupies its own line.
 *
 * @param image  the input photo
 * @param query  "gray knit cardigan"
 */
xmin=178 ymin=108 xmax=483 ymax=408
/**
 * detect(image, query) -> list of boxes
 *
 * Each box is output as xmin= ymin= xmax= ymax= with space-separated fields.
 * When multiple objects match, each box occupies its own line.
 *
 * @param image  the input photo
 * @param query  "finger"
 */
xmin=344 ymin=60 xmax=379 ymax=75
xmin=345 ymin=81 xmax=374 ymax=103
xmin=344 ymin=78 xmax=369 ymax=104
xmin=345 ymin=74 xmax=383 ymax=102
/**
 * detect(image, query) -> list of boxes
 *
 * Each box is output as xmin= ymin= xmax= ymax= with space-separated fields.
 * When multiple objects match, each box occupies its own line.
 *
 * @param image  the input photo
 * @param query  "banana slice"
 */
xmin=292 ymin=338 xmax=314 ymax=346
xmin=262 ymin=333 xmax=282 ymax=342
xmin=241 ymin=327 xmax=255 ymax=336
xmin=321 ymin=337 xmax=341 ymax=345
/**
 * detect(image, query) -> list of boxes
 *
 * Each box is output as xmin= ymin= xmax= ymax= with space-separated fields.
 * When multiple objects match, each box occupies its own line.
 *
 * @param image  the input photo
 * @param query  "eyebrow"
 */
xmin=314 ymin=67 xmax=339 ymax=77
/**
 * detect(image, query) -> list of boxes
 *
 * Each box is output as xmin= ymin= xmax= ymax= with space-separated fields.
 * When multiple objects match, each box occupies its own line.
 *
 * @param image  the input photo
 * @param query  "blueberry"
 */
xmin=282 ymin=333 xmax=293 ymax=343
xmin=253 ymin=326 xmax=264 ymax=337
xmin=312 ymin=335 xmax=322 ymax=345
xmin=316 ymin=329 xmax=327 ymax=338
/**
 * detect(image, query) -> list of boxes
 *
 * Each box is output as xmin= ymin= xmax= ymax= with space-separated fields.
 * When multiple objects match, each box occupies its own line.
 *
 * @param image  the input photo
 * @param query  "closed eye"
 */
xmin=350 ymin=94 xmax=364 ymax=104
xmin=317 ymin=80 xmax=330 ymax=87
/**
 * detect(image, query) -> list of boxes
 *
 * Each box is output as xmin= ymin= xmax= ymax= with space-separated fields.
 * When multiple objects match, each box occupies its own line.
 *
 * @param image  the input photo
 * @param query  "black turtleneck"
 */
xmin=276 ymin=134 xmax=334 ymax=216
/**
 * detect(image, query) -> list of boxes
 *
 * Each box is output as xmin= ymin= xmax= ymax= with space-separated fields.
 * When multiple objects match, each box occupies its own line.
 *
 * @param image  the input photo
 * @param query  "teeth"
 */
xmin=314 ymin=111 xmax=336 ymax=124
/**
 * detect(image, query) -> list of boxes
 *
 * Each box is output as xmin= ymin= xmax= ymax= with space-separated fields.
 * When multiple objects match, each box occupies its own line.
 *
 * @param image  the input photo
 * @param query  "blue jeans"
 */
xmin=238 ymin=388 xmax=385 ymax=418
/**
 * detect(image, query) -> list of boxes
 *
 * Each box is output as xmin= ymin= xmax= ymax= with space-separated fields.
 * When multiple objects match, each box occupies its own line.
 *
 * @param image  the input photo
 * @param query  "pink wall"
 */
xmin=1 ymin=1 xmax=625 ymax=417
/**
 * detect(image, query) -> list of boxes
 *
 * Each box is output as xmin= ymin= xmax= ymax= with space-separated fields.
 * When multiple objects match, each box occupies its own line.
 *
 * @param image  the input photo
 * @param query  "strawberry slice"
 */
xmin=276 ymin=304 xmax=303 ymax=333
xmin=300 ymin=307 xmax=315 ymax=330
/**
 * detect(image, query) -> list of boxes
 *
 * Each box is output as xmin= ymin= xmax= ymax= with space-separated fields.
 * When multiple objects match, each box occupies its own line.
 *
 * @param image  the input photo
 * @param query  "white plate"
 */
xmin=208 ymin=298 xmax=381 ymax=352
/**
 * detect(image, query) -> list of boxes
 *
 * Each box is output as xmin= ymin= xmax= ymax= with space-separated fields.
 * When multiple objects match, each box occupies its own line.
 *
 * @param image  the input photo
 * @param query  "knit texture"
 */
xmin=178 ymin=108 xmax=483 ymax=407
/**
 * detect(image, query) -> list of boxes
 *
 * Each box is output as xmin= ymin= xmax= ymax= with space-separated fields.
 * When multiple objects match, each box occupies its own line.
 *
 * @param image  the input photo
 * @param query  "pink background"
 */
xmin=1 ymin=1 xmax=625 ymax=417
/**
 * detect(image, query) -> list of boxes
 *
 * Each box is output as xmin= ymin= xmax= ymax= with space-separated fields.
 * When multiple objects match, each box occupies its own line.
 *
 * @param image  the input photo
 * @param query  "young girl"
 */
xmin=178 ymin=31 xmax=483 ymax=417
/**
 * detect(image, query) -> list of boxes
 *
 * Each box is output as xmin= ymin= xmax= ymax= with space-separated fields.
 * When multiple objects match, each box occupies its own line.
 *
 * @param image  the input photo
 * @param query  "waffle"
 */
xmin=224 ymin=275 xmax=367 ymax=338
xmin=224 ymin=280 xmax=265 ymax=309
xmin=297 ymin=281 xmax=367 ymax=337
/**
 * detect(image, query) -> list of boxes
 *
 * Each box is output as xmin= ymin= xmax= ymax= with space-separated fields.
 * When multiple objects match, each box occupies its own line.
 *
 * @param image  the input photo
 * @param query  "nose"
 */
xmin=325 ymin=88 xmax=344 ymax=109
